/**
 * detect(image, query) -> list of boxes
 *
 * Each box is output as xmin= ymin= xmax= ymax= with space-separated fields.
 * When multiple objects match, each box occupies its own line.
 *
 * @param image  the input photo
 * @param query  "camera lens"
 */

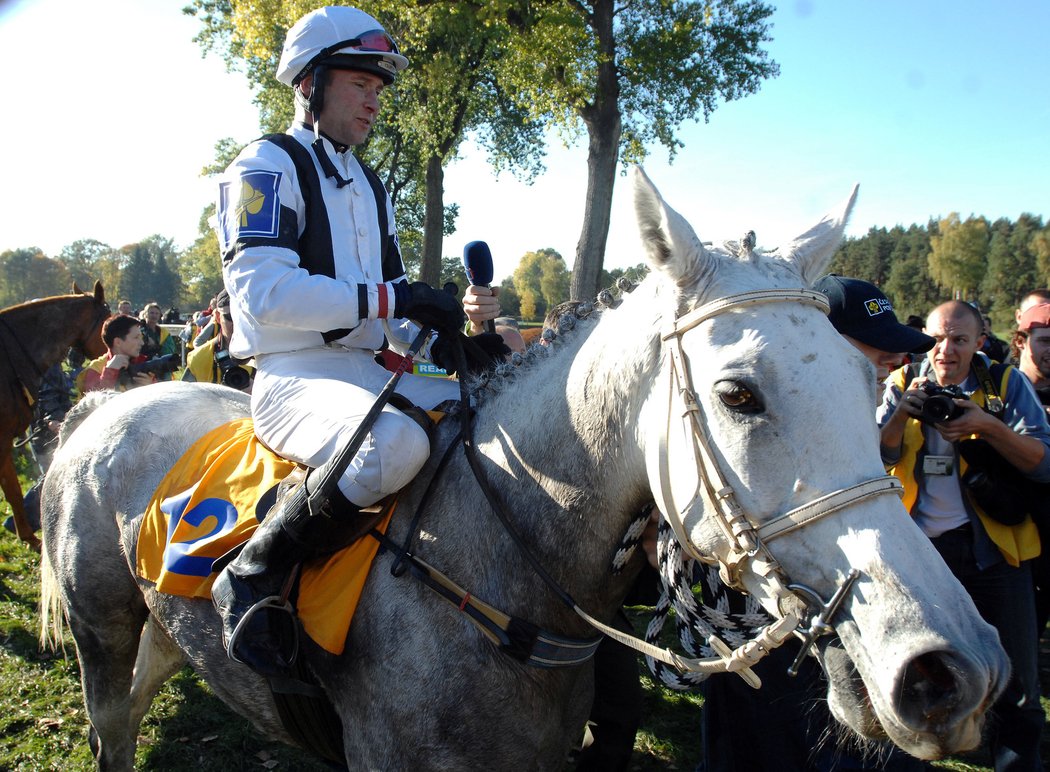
xmin=921 ymin=395 xmax=960 ymax=423
xmin=221 ymin=366 xmax=251 ymax=391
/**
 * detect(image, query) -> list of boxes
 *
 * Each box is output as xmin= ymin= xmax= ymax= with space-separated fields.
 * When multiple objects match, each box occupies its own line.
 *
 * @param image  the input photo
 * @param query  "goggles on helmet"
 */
xmin=296 ymin=29 xmax=401 ymax=83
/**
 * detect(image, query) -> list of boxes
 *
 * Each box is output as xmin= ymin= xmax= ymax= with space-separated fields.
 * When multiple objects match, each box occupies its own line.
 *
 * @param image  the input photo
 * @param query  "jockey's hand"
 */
xmin=463 ymin=285 xmax=501 ymax=334
xmin=130 ymin=372 xmax=156 ymax=388
xmin=396 ymin=282 xmax=466 ymax=334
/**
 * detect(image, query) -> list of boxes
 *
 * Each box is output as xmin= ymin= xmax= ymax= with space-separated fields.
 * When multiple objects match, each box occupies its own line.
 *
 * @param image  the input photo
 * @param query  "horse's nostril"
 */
xmin=899 ymin=652 xmax=962 ymax=726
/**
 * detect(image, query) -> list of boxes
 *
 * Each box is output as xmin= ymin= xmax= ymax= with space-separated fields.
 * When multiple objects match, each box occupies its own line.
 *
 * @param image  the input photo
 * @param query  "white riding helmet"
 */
xmin=276 ymin=6 xmax=409 ymax=87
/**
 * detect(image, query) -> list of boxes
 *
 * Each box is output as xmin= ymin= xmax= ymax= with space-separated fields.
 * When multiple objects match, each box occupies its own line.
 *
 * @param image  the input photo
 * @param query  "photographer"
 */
xmin=80 ymin=314 xmax=159 ymax=395
xmin=878 ymin=300 xmax=1050 ymax=772
xmin=181 ymin=289 xmax=253 ymax=392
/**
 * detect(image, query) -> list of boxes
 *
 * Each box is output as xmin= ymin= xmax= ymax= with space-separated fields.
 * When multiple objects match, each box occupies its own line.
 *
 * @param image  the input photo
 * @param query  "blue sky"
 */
xmin=0 ymin=0 xmax=1046 ymax=283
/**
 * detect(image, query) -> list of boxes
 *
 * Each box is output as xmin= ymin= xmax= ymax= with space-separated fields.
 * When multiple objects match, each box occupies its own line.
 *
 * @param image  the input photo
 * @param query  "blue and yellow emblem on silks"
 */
xmin=218 ymin=170 xmax=282 ymax=248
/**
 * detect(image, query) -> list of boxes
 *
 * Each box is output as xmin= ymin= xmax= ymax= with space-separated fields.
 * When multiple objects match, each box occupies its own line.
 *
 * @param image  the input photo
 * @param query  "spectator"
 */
xmin=981 ymin=313 xmax=1010 ymax=363
xmin=209 ymin=5 xmax=505 ymax=677
xmin=878 ymin=300 xmax=1050 ymax=772
xmin=79 ymin=314 xmax=157 ymax=394
xmin=140 ymin=301 xmax=178 ymax=361
xmin=1015 ymin=289 xmax=1050 ymax=326
xmin=117 ymin=299 xmax=135 ymax=317
xmin=697 ymin=276 xmax=935 ymax=772
xmin=1012 ymin=302 xmax=1050 ymax=642
xmin=495 ymin=323 xmax=526 ymax=354
xmin=181 ymin=289 xmax=252 ymax=392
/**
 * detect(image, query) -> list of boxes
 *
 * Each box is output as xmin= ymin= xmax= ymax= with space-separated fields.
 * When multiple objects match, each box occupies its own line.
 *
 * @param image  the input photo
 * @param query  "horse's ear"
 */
xmin=93 ymin=280 xmax=105 ymax=304
xmin=632 ymin=166 xmax=713 ymax=287
xmin=72 ymin=282 xmax=82 ymax=294
xmin=776 ymin=184 xmax=858 ymax=286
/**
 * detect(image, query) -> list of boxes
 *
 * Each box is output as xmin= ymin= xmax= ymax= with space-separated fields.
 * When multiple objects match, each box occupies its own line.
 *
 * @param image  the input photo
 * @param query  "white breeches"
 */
xmin=251 ymin=347 xmax=460 ymax=507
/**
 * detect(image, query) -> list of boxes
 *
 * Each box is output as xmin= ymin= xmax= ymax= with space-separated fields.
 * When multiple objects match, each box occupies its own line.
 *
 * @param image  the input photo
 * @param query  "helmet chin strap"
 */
xmin=299 ymin=66 xmax=354 ymax=189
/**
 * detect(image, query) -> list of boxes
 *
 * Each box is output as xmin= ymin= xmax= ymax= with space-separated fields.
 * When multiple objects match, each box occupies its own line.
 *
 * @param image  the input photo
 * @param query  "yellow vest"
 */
xmin=887 ymin=365 xmax=1040 ymax=567
xmin=183 ymin=337 xmax=220 ymax=384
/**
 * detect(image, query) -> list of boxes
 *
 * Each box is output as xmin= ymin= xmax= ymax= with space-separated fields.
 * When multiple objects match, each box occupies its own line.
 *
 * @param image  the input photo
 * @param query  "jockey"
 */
xmin=210 ymin=6 xmax=505 ymax=675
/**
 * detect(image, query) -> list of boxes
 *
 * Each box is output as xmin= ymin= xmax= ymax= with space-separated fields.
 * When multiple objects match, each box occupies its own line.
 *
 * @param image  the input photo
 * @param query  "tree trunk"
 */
xmin=569 ymin=0 xmax=621 ymax=302
xmin=420 ymin=154 xmax=444 ymax=287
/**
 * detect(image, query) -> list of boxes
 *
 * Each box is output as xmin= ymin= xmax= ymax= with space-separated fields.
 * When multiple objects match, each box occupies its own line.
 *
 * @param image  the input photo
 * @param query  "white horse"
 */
xmin=41 ymin=169 xmax=1007 ymax=770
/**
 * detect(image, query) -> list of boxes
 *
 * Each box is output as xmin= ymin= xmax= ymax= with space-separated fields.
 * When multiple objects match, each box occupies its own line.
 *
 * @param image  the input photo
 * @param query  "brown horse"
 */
xmin=0 ymin=281 xmax=109 ymax=548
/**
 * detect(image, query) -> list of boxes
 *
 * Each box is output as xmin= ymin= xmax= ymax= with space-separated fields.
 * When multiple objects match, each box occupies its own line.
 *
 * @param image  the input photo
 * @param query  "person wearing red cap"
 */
xmin=1014 ymin=303 xmax=1050 ymax=403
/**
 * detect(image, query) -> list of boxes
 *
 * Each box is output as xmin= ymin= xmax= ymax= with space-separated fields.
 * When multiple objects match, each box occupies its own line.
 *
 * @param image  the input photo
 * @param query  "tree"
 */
xmin=829 ymin=227 xmax=893 ymax=286
xmin=512 ymin=248 xmax=570 ymax=321
xmin=57 ymin=239 xmax=115 ymax=291
xmin=982 ymin=215 xmax=1041 ymax=329
xmin=499 ymin=0 xmax=778 ymax=300
xmin=0 ymin=248 xmax=70 ymax=306
xmin=927 ymin=213 xmax=989 ymax=300
xmin=118 ymin=236 xmax=181 ymax=309
xmin=883 ymin=223 xmax=940 ymax=321
xmin=1033 ymin=224 xmax=1050 ymax=287
xmin=187 ymin=0 xmax=545 ymax=288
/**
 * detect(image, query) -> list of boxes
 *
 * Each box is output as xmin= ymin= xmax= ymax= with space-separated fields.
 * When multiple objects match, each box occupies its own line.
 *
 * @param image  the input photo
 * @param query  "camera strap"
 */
xmin=970 ymin=357 xmax=1005 ymax=418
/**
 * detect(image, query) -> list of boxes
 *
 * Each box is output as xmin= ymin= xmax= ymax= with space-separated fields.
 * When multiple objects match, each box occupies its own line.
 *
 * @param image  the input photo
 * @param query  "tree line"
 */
xmin=0 ymin=232 xmax=643 ymax=324
xmin=828 ymin=212 xmax=1049 ymax=331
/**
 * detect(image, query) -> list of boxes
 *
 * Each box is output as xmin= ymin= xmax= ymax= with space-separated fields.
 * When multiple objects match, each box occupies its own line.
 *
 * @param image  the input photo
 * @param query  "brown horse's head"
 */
xmin=70 ymin=280 xmax=110 ymax=359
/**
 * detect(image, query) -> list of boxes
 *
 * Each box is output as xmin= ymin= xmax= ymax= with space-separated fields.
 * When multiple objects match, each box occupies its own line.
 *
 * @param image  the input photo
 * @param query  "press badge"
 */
xmin=923 ymin=455 xmax=954 ymax=475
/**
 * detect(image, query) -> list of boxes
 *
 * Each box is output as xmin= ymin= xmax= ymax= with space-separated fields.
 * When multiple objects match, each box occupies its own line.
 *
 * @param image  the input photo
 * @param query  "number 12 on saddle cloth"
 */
xmin=135 ymin=417 xmax=394 ymax=654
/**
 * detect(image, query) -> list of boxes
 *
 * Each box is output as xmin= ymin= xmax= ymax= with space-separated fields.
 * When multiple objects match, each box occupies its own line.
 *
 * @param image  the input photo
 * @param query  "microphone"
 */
xmin=462 ymin=240 xmax=496 ymax=333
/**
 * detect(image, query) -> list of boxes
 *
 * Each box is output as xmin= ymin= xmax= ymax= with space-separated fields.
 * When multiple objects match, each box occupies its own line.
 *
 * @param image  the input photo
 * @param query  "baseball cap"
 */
xmin=813 ymin=275 xmax=935 ymax=354
xmin=1019 ymin=303 xmax=1050 ymax=332
xmin=214 ymin=289 xmax=231 ymax=311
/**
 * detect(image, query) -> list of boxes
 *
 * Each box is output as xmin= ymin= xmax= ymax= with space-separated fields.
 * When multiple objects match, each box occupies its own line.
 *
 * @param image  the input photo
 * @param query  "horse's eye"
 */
xmin=715 ymin=381 xmax=763 ymax=413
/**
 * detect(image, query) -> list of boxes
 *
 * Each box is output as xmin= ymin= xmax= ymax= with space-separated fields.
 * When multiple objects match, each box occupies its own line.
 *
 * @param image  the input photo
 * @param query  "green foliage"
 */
xmin=0 ymin=249 xmax=69 ymax=307
xmin=119 ymin=236 xmax=182 ymax=310
xmin=829 ymin=214 xmax=1048 ymax=328
xmin=512 ymin=248 xmax=570 ymax=321
xmin=928 ymin=213 xmax=990 ymax=300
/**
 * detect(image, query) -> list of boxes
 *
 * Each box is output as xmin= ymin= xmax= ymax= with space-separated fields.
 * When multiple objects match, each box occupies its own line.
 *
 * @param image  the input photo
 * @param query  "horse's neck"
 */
xmin=420 ymin=313 xmax=657 ymax=628
xmin=1 ymin=300 xmax=87 ymax=382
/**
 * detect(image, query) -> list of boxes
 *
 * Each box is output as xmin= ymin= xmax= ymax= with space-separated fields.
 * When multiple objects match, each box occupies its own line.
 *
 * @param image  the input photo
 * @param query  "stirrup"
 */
xmin=225 ymin=594 xmax=300 ymax=669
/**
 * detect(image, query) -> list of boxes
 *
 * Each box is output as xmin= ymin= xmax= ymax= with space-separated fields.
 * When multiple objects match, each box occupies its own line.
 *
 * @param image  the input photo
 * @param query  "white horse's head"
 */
xmin=629 ymin=168 xmax=1007 ymax=758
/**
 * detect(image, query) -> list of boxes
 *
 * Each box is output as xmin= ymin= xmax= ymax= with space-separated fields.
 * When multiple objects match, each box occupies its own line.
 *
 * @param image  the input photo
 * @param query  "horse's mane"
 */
xmin=464 ymin=278 xmax=639 ymax=406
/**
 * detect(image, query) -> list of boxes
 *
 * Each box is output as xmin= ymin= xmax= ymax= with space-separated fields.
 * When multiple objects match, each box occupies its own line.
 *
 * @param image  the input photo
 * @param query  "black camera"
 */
xmin=918 ymin=381 xmax=968 ymax=424
xmin=120 ymin=353 xmax=182 ymax=386
xmin=214 ymin=348 xmax=251 ymax=391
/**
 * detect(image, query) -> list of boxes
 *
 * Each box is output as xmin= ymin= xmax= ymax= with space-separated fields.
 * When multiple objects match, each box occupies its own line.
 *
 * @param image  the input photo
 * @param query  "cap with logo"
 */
xmin=813 ymin=274 xmax=935 ymax=354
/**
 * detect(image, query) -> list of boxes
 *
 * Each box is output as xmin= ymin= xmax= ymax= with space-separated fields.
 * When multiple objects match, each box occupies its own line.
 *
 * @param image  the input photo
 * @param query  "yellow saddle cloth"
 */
xmin=136 ymin=417 xmax=393 ymax=655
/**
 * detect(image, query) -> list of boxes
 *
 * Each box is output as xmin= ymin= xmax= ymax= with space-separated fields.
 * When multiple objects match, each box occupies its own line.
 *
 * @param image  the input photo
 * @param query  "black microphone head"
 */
xmin=462 ymin=240 xmax=494 ymax=287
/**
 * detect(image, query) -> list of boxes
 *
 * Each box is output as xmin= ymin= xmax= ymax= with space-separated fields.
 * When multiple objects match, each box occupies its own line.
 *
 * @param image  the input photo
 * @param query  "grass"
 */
xmin=0 ymin=451 xmax=1046 ymax=770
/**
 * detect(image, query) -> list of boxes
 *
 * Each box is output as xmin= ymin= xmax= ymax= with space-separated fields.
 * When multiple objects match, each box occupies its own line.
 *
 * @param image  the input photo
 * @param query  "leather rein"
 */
xmin=383 ymin=289 xmax=903 ymax=682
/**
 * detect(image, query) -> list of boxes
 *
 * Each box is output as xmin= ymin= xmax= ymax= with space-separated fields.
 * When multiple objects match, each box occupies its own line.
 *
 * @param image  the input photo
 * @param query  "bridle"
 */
xmin=384 ymin=288 xmax=904 ymax=684
xmin=647 ymin=288 xmax=904 ymax=681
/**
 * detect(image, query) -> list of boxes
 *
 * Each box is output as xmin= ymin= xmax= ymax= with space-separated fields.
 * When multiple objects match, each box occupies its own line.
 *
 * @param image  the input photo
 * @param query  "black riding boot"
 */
xmin=211 ymin=474 xmax=383 ymax=677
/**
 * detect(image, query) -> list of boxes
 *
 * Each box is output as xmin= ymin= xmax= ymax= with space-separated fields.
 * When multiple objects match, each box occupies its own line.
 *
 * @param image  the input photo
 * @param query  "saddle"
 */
xmin=135 ymin=417 xmax=397 ymax=655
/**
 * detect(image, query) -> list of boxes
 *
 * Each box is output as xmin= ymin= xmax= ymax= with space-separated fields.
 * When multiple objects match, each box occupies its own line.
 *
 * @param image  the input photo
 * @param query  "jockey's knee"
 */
xmin=338 ymin=412 xmax=431 ymax=507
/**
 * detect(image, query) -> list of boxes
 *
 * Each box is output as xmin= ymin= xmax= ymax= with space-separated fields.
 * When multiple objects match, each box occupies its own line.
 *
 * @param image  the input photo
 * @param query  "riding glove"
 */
xmin=393 ymin=281 xmax=466 ymax=333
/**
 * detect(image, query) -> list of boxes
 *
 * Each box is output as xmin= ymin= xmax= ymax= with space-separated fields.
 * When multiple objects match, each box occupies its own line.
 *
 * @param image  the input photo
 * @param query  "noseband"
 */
xmin=645 ymin=288 xmax=903 ymax=682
